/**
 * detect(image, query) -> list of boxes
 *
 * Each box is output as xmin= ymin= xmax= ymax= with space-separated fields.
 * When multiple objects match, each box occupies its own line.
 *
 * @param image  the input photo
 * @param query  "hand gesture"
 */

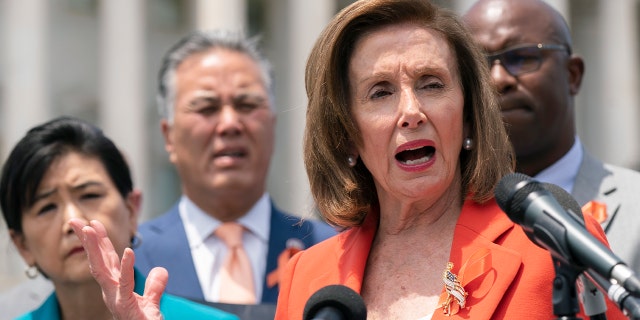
xmin=69 ymin=218 xmax=167 ymax=320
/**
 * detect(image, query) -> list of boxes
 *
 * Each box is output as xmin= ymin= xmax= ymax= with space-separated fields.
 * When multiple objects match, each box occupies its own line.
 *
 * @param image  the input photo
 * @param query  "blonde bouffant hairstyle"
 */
xmin=304 ymin=0 xmax=515 ymax=228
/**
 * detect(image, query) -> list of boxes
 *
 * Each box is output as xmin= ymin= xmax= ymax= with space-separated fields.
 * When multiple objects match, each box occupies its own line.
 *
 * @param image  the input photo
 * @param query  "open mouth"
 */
xmin=214 ymin=149 xmax=247 ymax=159
xmin=214 ymin=148 xmax=247 ymax=158
xmin=395 ymin=146 xmax=435 ymax=165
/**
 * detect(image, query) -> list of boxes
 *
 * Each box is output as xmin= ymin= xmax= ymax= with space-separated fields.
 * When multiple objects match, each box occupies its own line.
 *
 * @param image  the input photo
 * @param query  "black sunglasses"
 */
xmin=486 ymin=43 xmax=570 ymax=77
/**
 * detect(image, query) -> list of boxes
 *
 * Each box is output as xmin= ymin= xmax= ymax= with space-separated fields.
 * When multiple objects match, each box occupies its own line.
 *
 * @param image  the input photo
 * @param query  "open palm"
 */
xmin=69 ymin=218 xmax=166 ymax=320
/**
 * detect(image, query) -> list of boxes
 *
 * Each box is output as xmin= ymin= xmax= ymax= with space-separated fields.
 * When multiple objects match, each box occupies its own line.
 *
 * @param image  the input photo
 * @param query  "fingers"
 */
xmin=144 ymin=267 xmax=169 ymax=306
xmin=119 ymin=248 xmax=136 ymax=301
xmin=69 ymin=218 xmax=88 ymax=242
xmin=69 ymin=218 xmax=108 ymax=275
xmin=88 ymin=220 xmax=122 ymax=273
xmin=85 ymin=221 xmax=119 ymax=274
xmin=70 ymin=218 xmax=164 ymax=320
xmin=69 ymin=219 xmax=121 ymax=299
xmin=89 ymin=219 xmax=108 ymax=237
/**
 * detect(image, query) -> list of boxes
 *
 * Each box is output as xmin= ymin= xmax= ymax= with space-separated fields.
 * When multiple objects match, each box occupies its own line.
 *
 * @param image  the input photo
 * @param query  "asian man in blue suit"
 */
xmin=133 ymin=29 xmax=336 ymax=313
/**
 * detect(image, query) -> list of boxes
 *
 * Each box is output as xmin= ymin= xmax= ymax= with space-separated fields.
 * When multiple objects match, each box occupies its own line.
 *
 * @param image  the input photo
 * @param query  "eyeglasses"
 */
xmin=485 ymin=43 xmax=570 ymax=77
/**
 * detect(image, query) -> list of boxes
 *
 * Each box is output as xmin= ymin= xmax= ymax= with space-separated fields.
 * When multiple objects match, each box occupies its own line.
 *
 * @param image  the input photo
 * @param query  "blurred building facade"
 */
xmin=0 ymin=0 xmax=638 ymax=306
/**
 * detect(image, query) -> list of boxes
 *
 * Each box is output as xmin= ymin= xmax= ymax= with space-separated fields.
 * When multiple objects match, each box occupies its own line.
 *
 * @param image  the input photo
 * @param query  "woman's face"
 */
xmin=10 ymin=152 xmax=140 ymax=285
xmin=348 ymin=22 xmax=466 ymax=204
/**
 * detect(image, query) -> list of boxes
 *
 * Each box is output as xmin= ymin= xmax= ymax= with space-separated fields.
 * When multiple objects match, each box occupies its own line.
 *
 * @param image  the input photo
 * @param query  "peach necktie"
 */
xmin=216 ymin=222 xmax=256 ymax=304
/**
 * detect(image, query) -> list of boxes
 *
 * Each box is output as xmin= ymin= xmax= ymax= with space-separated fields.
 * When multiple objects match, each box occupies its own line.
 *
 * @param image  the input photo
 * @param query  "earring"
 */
xmin=130 ymin=232 xmax=143 ymax=249
xmin=347 ymin=155 xmax=357 ymax=167
xmin=25 ymin=265 xmax=38 ymax=279
xmin=462 ymin=138 xmax=474 ymax=151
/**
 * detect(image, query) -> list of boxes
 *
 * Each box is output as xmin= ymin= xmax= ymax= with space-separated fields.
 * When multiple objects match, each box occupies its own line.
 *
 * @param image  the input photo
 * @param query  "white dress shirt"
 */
xmin=179 ymin=193 xmax=271 ymax=302
xmin=533 ymin=136 xmax=583 ymax=194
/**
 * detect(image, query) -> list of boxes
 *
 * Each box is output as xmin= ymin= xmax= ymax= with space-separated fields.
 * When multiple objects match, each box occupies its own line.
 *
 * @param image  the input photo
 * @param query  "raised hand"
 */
xmin=69 ymin=218 xmax=167 ymax=320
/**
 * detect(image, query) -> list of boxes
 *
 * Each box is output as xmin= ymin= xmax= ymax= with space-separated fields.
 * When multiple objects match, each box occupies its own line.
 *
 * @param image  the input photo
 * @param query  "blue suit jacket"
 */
xmin=134 ymin=200 xmax=336 ymax=304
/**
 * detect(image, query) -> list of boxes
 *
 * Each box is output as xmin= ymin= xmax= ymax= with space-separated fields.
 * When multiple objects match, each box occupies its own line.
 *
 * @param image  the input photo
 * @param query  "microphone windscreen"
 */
xmin=303 ymin=284 xmax=367 ymax=320
xmin=495 ymin=172 xmax=544 ymax=223
xmin=541 ymin=182 xmax=584 ymax=225
xmin=494 ymin=172 xmax=527 ymax=211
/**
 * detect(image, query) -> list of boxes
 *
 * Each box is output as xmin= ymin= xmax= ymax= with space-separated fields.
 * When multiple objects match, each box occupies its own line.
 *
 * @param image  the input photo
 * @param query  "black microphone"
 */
xmin=303 ymin=285 xmax=367 ymax=320
xmin=494 ymin=173 xmax=640 ymax=297
xmin=543 ymin=182 xmax=640 ymax=319
xmin=542 ymin=182 xmax=608 ymax=319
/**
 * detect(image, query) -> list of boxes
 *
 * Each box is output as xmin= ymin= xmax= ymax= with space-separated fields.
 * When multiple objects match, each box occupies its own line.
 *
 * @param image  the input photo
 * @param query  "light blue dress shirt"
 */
xmin=533 ymin=136 xmax=583 ymax=193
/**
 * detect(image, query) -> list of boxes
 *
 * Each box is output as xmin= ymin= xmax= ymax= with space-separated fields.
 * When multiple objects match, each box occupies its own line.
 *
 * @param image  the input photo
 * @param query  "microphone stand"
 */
xmin=584 ymin=270 xmax=640 ymax=319
xmin=552 ymin=257 xmax=583 ymax=320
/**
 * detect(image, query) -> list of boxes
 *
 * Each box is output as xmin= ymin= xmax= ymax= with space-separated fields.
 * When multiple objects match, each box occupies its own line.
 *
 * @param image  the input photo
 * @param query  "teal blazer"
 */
xmin=14 ymin=269 xmax=238 ymax=320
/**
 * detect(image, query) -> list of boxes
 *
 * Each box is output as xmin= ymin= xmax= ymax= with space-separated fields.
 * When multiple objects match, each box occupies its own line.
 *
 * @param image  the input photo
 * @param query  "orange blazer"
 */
xmin=275 ymin=199 xmax=626 ymax=319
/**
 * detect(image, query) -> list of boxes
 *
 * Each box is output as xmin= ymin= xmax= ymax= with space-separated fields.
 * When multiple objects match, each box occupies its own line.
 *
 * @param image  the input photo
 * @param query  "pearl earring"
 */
xmin=25 ymin=265 xmax=38 ymax=279
xmin=463 ymin=138 xmax=474 ymax=150
xmin=347 ymin=155 xmax=357 ymax=167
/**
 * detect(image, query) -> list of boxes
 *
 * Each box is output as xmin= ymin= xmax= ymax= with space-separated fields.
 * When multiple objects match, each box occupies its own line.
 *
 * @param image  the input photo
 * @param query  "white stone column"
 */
xmin=193 ymin=0 xmax=247 ymax=32
xmin=594 ymin=0 xmax=639 ymax=167
xmin=266 ymin=0 xmax=335 ymax=218
xmin=1 ymin=0 xmax=51 ymax=156
xmin=0 ymin=0 xmax=52 ymax=300
xmin=98 ymin=0 xmax=149 ymax=218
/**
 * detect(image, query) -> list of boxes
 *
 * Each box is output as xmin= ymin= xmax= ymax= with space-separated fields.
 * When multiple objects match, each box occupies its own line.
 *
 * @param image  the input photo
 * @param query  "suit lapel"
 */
xmin=431 ymin=200 xmax=523 ymax=319
xmin=263 ymin=203 xmax=318 ymax=303
xmin=573 ymin=150 xmax=609 ymax=205
xmin=306 ymin=201 xmax=524 ymax=319
xmin=263 ymin=206 xmax=287 ymax=303
xmin=307 ymin=210 xmax=376 ymax=295
xmin=573 ymin=151 xmax=620 ymax=230
xmin=148 ymin=207 xmax=204 ymax=300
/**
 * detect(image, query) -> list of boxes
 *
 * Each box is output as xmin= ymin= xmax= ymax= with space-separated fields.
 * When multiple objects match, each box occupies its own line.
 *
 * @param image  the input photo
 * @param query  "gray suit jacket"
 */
xmin=572 ymin=150 xmax=640 ymax=273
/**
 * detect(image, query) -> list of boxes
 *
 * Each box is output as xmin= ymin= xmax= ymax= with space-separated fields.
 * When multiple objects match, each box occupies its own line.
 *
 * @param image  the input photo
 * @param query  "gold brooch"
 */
xmin=440 ymin=262 xmax=467 ymax=316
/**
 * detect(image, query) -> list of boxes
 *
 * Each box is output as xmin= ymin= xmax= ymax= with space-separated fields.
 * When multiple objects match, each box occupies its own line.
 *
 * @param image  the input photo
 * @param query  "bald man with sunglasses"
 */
xmin=464 ymin=0 xmax=640 ymax=275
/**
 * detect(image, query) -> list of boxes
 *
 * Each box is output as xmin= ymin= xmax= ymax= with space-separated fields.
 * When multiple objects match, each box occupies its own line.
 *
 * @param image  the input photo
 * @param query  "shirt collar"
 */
xmin=179 ymin=193 xmax=271 ymax=247
xmin=533 ymin=136 xmax=583 ymax=193
xmin=236 ymin=193 xmax=271 ymax=242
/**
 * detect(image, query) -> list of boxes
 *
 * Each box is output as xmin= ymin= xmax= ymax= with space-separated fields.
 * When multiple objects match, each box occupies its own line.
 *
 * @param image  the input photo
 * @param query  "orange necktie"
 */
xmin=216 ymin=222 xmax=256 ymax=304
